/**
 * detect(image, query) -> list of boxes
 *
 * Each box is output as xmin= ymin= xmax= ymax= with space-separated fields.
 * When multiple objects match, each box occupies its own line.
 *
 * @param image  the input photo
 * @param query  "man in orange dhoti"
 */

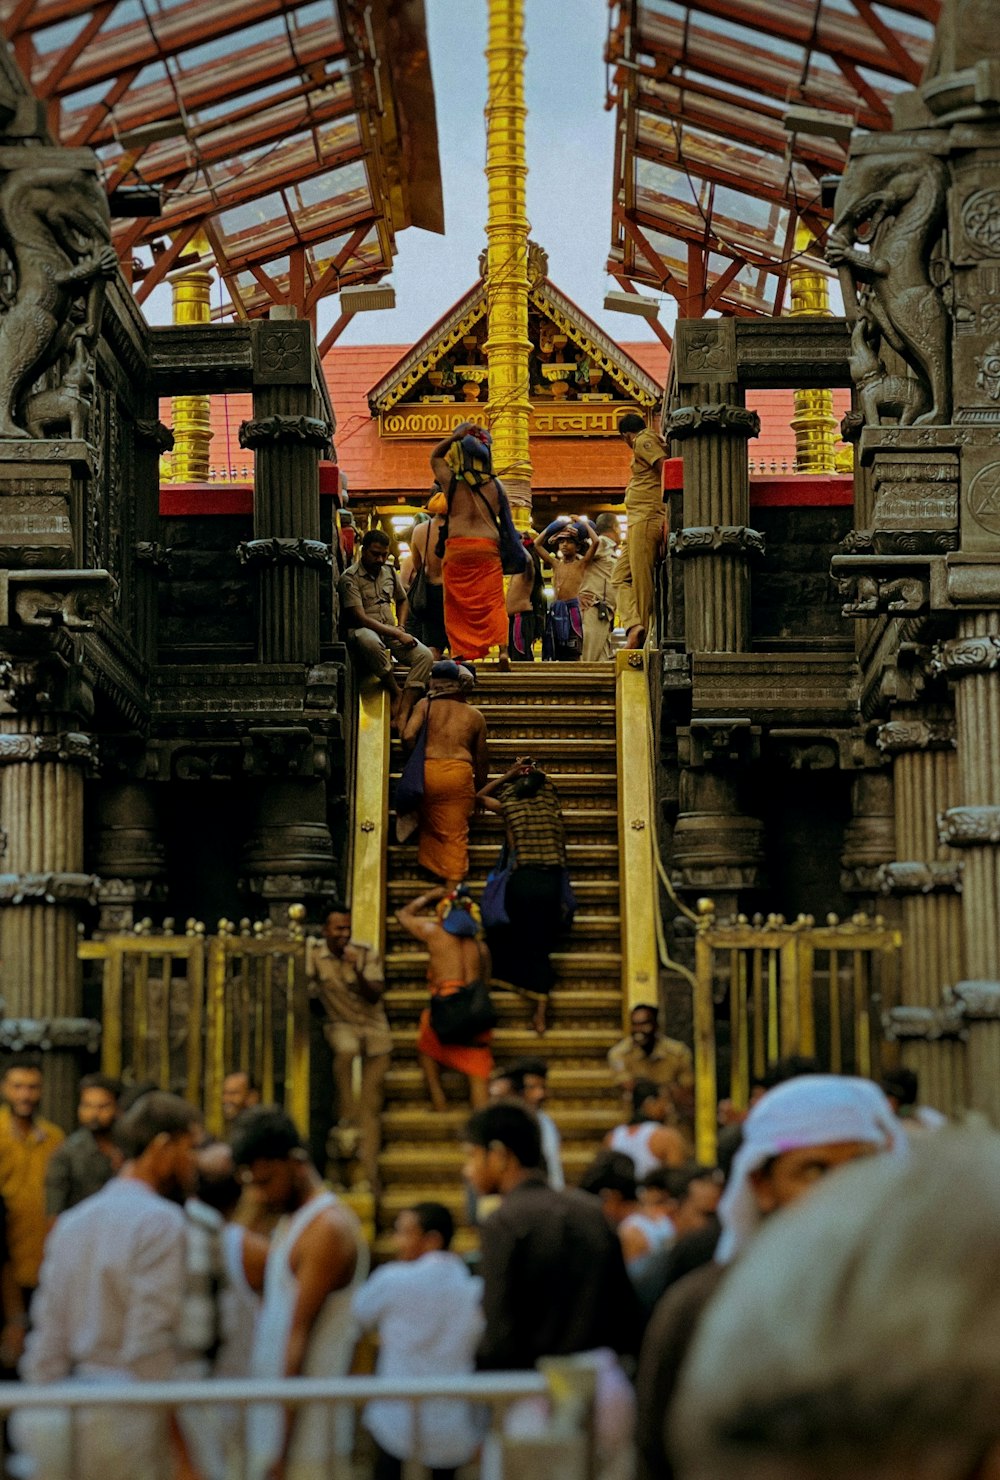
xmin=401 ymin=659 xmax=489 ymax=886
xmin=430 ymin=423 xmax=518 ymax=666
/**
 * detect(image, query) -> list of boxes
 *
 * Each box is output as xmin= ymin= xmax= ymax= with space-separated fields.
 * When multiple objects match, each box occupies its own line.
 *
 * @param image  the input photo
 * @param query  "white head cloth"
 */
xmin=716 ymin=1075 xmax=905 ymax=1265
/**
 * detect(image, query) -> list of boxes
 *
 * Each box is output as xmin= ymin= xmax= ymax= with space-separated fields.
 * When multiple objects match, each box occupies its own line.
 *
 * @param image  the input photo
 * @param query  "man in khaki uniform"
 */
xmin=608 ymin=1003 xmax=694 ymax=1129
xmin=612 ymin=412 xmax=667 ymax=648
xmin=308 ymin=903 xmax=391 ymax=1195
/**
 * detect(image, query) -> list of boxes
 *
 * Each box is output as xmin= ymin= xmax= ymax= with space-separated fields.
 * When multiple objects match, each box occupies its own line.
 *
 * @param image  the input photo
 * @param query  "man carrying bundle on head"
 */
xmin=396 ymin=885 xmax=495 ymax=1113
xmin=533 ymin=516 xmax=602 ymax=662
xmin=430 ymin=422 xmax=525 ymax=668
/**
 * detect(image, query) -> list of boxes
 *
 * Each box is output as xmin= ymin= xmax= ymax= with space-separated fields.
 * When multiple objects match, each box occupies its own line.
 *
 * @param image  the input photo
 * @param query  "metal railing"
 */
xmin=615 ymin=648 xmax=661 ymax=1017
xmin=0 ymin=1367 xmax=597 ymax=1479
xmin=79 ymin=916 xmax=311 ymax=1137
xmin=692 ymin=902 xmax=903 ymax=1163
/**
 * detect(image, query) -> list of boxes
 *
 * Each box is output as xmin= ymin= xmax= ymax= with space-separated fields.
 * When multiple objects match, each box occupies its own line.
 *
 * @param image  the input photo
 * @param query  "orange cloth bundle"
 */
xmin=443 ymin=537 xmax=507 ymax=659
xmin=418 ymin=757 xmax=476 ymax=881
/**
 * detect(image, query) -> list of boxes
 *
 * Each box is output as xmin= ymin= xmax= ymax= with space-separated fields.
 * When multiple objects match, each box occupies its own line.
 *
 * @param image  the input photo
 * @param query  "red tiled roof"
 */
xmin=160 ymin=340 xmax=851 ymax=497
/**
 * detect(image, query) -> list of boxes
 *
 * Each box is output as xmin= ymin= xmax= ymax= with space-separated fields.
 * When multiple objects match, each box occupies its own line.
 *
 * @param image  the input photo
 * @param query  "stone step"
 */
xmin=387 ymin=1024 xmax=622 ymax=1058
xmin=384 ymin=1063 xmax=625 ymax=1105
xmin=385 ymin=877 xmax=622 ymax=912
xmin=382 ymin=986 xmax=623 ymax=1027
xmin=385 ymin=949 xmax=622 ymax=985
xmin=473 ymin=807 xmax=618 ymax=835
xmin=379 ymin=1140 xmax=602 ymax=1182
xmin=388 ymin=841 xmax=619 ymax=880
xmin=388 ymin=774 xmax=618 ymax=805
xmin=380 ymin=1103 xmax=621 ymax=1141
xmin=386 ymin=913 xmax=621 ymax=946
xmin=386 ymin=807 xmax=619 ymax=839
xmin=483 ymin=737 xmax=617 ymax=773
xmin=462 ymin=704 xmax=615 ymax=736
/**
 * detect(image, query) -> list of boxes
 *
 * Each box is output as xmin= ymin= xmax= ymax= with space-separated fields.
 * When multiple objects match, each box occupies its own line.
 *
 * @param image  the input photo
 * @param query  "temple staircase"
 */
xmin=377 ymin=662 xmax=626 ymax=1246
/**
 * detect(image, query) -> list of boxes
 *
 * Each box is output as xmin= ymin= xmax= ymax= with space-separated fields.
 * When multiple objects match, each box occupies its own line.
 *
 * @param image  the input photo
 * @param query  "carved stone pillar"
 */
xmin=241 ymin=779 xmax=338 ymax=923
xmin=90 ymin=780 xmax=167 ymax=934
xmin=877 ymin=711 xmax=966 ymax=1114
xmin=0 ymin=658 xmax=99 ymax=1117
xmin=240 ymin=316 xmax=332 ymax=667
xmin=670 ymin=771 xmax=766 ymax=916
xmin=840 ymin=770 xmax=896 ymax=911
xmin=667 ymin=363 xmax=761 ymax=653
xmin=935 ymin=623 xmax=1000 ymax=1118
xmin=133 ymin=414 xmax=174 ymax=666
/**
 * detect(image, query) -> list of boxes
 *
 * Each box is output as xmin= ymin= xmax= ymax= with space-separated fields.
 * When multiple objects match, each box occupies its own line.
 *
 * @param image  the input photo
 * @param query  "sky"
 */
xmin=322 ymin=0 xmax=663 ymax=348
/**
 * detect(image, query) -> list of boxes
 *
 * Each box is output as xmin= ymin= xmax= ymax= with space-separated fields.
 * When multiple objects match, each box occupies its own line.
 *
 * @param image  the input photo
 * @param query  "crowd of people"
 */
xmin=0 ymin=1045 xmax=972 ymax=1480
xmin=337 ymin=414 xmax=670 ymax=704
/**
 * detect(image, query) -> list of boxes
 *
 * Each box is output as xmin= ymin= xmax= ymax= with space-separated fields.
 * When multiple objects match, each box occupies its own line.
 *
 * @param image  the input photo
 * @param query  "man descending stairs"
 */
xmin=379 ymin=662 xmax=625 ymax=1244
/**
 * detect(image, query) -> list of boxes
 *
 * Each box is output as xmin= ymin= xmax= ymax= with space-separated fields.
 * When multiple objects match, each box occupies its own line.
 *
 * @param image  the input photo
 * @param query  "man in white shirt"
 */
xmin=16 ymin=1091 xmax=202 ymax=1480
xmin=353 ymin=1201 xmax=484 ymax=1480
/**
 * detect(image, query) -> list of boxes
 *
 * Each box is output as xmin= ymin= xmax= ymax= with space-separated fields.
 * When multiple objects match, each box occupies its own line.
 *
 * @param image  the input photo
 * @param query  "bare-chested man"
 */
xmin=234 ymin=1108 xmax=367 ymax=1480
xmin=402 ymin=659 xmax=489 ymax=886
xmin=397 ymin=886 xmax=494 ymax=1112
xmin=405 ymin=490 xmax=449 ymax=658
xmin=534 ymin=517 xmax=600 ymax=661
xmin=430 ymin=422 xmax=520 ymax=667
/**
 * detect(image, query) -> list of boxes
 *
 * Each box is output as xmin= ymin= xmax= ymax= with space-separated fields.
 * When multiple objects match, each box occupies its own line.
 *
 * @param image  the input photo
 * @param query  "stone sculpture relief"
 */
xmin=0 ymin=164 xmax=113 ymax=441
xmin=827 ymin=150 xmax=951 ymax=425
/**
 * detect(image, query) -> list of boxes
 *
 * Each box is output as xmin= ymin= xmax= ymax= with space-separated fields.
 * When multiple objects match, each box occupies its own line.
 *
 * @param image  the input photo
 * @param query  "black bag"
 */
xmin=430 ymin=979 xmax=497 ymax=1044
xmin=407 ymin=563 xmax=429 ymax=617
xmin=495 ymin=483 xmax=528 ymax=576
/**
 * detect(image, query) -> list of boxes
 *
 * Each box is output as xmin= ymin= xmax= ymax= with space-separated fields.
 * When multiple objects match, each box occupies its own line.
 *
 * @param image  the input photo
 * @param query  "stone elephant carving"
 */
xmin=0 ymin=164 xmax=114 ymax=440
xmin=827 ymin=149 xmax=951 ymax=426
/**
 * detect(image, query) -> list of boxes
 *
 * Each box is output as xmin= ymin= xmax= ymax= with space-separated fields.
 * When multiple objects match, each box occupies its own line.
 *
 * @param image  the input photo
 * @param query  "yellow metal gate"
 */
xmin=692 ymin=903 xmax=903 ymax=1162
xmin=79 ymin=914 xmax=311 ymax=1136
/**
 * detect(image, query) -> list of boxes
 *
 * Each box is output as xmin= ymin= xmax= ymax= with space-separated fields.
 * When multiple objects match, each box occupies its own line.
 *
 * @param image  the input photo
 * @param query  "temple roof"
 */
xmin=607 ymin=0 xmax=939 ymax=317
xmin=0 ymin=0 xmax=443 ymax=317
xmin=367 ymin=271 xmax=664 ymax=416
xmin=165 ymin=341 xmax=851 ymax=494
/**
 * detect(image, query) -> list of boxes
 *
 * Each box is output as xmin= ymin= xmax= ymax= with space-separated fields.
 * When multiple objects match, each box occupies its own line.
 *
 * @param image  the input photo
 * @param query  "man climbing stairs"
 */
xmin=378 ymin=662 xmax=627 ymax=1242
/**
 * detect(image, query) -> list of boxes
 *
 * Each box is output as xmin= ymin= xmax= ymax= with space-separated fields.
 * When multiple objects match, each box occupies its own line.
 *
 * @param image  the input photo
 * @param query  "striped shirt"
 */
xmin=500 ymin=778 xmax=567 ymax=868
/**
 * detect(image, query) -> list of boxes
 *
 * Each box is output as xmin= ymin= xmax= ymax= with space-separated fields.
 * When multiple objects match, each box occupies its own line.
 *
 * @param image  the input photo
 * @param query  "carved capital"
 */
xmin=0 ymin=569 xmax=116 ymax=630
xmin=661 ymin=652 xmax=691 ymax=689
xmin=938 ymin=806 xmax=1000 ymax=847
xmin=840 ymin=865 xmax=886 ymax=895
xmin=134 ymin=541 xmax=174 ymax=576
xmin=877 ymin=860 xmax=963 ymax=895
xmin=0 ymin=1016 xmax=102 ymax=1052
xmin=669 ymin=525 xmax=765 ymax=558
xmin=876 ymin=718 xmax=956 ymax=753
xmin=236 ymin=538 xmax=331 ymax=570
xmin=840 ymin=409 xmax=865 ymax=444
xmin=0 ymin=655 xmax=92 ymax=718
xmin=95 ymin=877 xmax=167 ymax=905
xmin=882 ymin=1004 xmax=966 ymax=1042
xmin=666 ymin=403 xmax=760 ymax=441
xmin=0 ymin=871 xmax=100 ymax=904
xmin=950 ymin=980 xmax=1000 ymax=1021
xmin=0 ymin=731 xmax=94 ymax=767
xmin=240 ymin=872 xmax=336 ymax=900
xmin=931 ymin=634 xmax=1000 ymax=678
xmin=840 ymin=529 xmax=875 ymax=554
xmin=238 ymin=415 xmax=332 ymax=452
xmin=134 ymin=419 xmax=174 ymax=453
